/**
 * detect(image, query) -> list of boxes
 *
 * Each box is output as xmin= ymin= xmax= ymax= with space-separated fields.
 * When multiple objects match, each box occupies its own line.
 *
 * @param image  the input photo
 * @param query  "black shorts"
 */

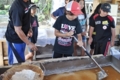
xmin=90 ymin=35 xmax=95 ymax=49
xmin=53 ymin=52 xmax=72 ymax=58
xmin=94 ymin=41 xmax=110 ymax=56
xmin=90 ymin=41 xmax=94 ymax=49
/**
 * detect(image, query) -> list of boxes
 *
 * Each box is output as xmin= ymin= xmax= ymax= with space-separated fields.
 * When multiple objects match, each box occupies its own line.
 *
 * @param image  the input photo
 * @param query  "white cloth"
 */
xmin=36 ymin=28 xmax=55 ymax=47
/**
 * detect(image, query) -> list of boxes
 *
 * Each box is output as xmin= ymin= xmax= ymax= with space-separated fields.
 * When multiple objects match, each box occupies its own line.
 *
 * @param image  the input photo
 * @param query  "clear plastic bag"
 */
xmin=110 ymin=47 xmax=120 ymax=60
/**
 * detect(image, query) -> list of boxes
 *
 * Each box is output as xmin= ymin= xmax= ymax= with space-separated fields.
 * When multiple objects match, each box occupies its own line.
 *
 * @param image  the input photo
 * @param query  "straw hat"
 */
xmin=2 ymin=64 xmax=44 ymax=80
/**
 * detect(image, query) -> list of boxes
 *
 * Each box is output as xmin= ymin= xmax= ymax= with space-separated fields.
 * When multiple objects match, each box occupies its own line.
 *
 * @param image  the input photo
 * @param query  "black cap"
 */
xmin=101 ymin=3 xmax=111 ymax=12
xmin=31 ymin=4 xmax=39 ymax=9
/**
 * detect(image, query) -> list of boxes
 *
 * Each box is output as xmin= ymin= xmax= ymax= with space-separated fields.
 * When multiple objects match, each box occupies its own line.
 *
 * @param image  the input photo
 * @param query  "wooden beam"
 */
xmin=0 ymin=41 xmax=4 ymax=66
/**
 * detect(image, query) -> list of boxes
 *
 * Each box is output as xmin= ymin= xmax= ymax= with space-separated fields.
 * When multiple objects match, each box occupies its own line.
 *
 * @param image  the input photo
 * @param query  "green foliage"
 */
xmin=34 ymin=0 xmax=52 ymax=22
xmin=0 ymin=4 xmax=4 ymax=10
xmin=4 ymin=5 xmax=10 ymax=10
xmin=34 ymin=0 xmax=39 ymax=3
xmin=0 ymin=0 xmax=52 ymax=22
xmin=0 ymin=10 xmax=8 ymax=15
xmin=31 ymin=0 xmax=39 ymax=3
xmin=43 ymin=0 xmax=52 ymax=16
xmin=38 ymin=14 xmax=45 ymax=22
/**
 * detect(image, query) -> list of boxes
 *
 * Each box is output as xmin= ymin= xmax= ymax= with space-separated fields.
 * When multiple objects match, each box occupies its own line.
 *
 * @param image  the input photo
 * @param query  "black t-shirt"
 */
xmin=91 ymin=14 xmax=115 ymax=42
xmin=53 ymin=15 xmax=82 ymax=54
xmin=89 ymin=14 xmax=96 ymax=35
xmin=31 ymin=15 xmax=39 ymax=27
xmin=5 ymin=0 xmax=31 ymax=43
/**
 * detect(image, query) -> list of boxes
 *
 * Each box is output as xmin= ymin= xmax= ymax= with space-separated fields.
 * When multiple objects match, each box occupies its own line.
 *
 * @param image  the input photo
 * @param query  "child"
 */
xmin=88 ymin=3 xmax=115 ymax=56
xmin=74 ymin=0 xmax=87 ymax=56
xmin=89 ymin=3 xmax=102 ymax=55
xmin=25 ymin=4 xmax=39 ymax=61
xmin=53 ymin=1 xmax=83 ymax=58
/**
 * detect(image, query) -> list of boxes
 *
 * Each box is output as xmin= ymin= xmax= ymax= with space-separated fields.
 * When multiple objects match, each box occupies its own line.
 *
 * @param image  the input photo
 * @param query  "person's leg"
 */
xmin=90 ymin=35 xmax=95 ymax=55
xmin=101 ymin=41 xmax=110 ymax=56
xmin=53 ymin=52 xmax=63 ymax=58
xmin=7 ymin=42 xmax=26 ymax=65
xmin=25 ymin=38 xmax=35 ymax=61
xmin=81 ymin=36 xmax=86 ymax=56
xmin=90 ymin=41 xmax=94 ymax=55
xmin=25 ymin=48 xmax=34 ymax=61
xmin=73 ymin=42 xmax=78 ymax=56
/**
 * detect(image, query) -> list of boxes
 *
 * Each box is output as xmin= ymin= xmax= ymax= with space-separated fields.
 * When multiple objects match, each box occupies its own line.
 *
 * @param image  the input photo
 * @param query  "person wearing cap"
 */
xmin=53 ymin=1 xmax=83 ymax=58
xmin=25 ymin=4 xmax=39 ymax=61
xmin=51 ymin=0 xmax=76 ymax=20
xmin=89 ymin=3 xmax=102 ymax=55
xmin=88 ymin=3 xmax=115 ymax=56
xmin=73 ymin=0 xmax=87 ymax=56
xmin=5 ymin=0 xmax=37 ymax=65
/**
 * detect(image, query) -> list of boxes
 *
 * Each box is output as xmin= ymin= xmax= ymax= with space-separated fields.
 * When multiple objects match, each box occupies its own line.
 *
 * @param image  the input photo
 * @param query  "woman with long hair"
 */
xmin=73 ymin=0 xmax=87 ymax=56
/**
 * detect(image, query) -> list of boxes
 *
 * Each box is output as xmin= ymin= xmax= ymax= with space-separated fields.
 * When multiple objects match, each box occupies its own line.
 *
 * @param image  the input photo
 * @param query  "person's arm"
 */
xmin=110 ymin=17 xmax=116 ymax=47
xmin=54 ymin=29 xmax=74 ymax=37
xmin=88 ymin=16 xmax=95 ymax=45
xmin=11 ymin=10 xmax=31 ymax=44
xmin=27 ymin=27 xmax=33 ymax=37
xmin=77 ymin=33 xmax=82 ymax=41
xmin=15 ymin=26 xmax=37 ymax=51
xmin=108 ymin=16 xmax=116 ymax=47
xmin=75 ymin=19 xmax=83 ymax=46
xmin=51 ymin=14 xmax=57 ymax=20
xmin=51 ymin=8 xmax=61 ymax=20
xmin=111 ymin=28 xmax=115 ymax=47
xmin=89 ymin=27 xmax=94 ymax=38
xmin=14 ymin=26 xmax=31 ymax=45
xmin=12 ymin=9 xmax=37 ymax=51
xmin=77 ymin=33 xmax=83 ymax=47
xmin=88 ymin=26 xmax=94 ymax=45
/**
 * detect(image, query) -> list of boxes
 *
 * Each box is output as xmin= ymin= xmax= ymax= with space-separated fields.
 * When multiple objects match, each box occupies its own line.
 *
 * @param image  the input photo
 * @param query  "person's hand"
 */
xmin=66 ymin=31 xmax=74 ymax=37
xmin=27 ymin=32 xmax=33 ymax=37
xmin=77 ymin=41 xmax=83 ymax=47
xmin=27 ymin=29 xmax=33 ymax=37
xmin=28 ymin=42 xmax=38 ymax=51
xmin=110 ymin=41 xmax=114 ymax=47
xmin=81 ymin=31 xmax=87 ymax=36
xmin=88 ymin=37 xmax=93 ymax=45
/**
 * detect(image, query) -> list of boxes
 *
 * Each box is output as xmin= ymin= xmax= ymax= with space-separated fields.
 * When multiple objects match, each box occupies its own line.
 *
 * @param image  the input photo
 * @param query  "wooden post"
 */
xmin=0 ymin=41 xmax=4 ymax=66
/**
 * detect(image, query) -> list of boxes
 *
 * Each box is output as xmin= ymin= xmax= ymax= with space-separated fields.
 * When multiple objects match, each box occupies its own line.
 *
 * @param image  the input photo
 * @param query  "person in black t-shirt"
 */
xmin=25 ymin=4 xmax=39 ymax=61
xmin=53 ymin=1 xmax=83 ymax=58
xmin=89 ymin=3 xmax=102 ymax=55
xmin=88 ymin=3 xmax=115 ymax=56
xmin=5 ymin=0 xmax=37 ymax=65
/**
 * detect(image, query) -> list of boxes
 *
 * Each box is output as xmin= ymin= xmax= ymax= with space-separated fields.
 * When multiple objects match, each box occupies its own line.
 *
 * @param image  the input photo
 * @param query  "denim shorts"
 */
xmin=82 ymin=36 xmax=87 ymax=42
